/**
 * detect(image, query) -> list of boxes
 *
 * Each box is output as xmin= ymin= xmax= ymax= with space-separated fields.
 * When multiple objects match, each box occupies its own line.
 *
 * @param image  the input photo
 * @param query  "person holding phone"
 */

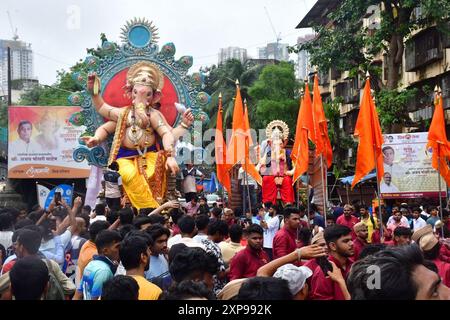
xmin=309 ymin=225 xmax=354 ymax=300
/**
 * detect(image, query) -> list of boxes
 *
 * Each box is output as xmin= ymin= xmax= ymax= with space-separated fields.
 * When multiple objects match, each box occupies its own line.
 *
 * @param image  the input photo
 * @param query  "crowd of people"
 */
xmin=0 ymin=191 xmax=450 ymax=300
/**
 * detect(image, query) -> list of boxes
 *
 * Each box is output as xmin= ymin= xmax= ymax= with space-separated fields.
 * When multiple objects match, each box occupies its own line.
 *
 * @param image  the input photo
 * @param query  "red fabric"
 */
xmin=102 ymin=70 xmax=179 ymax=126
xmin=261 ymin=175 xmax=295 ymax=204
xmin=303 ymin=258 xmax=319 ymax=273
xmin=433 ymin=258 xmax=450 ymax=287
xmin=439 ymin=244 xmax=450 ymax=263
xmin=371 ymin=229 xmax=392 ymax=244
xmin=1 ymin=259 xmax=16 ymax=274
xmin=309 ymin=255 xmax=353 ymax=300
xmin=352 ymin=237 xmax=367 ymax=260
xmin=336 ymin=215 xmax=359 ymax=239
xmin=272 ymin=226 xmax=301 ymax=262
xmin=172 ymin=224 xmax=181 ymax=236
xmin=229 ymin=246 xmax=269 ymax=280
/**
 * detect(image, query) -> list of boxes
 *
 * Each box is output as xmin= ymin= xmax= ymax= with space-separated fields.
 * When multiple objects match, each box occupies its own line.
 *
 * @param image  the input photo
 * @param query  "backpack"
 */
xmin=43 ymin=259 xmax=65 ymax=300
xmin=277 ymin=215 xmax=284 ymax=230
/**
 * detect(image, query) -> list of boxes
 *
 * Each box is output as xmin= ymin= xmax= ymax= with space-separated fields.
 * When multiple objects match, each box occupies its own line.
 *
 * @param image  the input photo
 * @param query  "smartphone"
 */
xmin=316 ymin=256 xmax=333 ymax=275
xmin=54 ymin=192 xmax=62 ymax=205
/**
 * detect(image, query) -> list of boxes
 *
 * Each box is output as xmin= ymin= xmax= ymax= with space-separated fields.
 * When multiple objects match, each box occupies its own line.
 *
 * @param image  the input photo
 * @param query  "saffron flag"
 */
xmin=313 ymin=74 xmax=333 ymax=167
xmin=427 ymin=91 xmax=450 ymax=185
xmin=292 ymin=83 xmax=315 ymax=184
xmin=351 ymin=78 xmax=384 ymax=189
xmin=227 ymin=81 xmax=246 ymax=168
xmin=242 ymin=101 xmax=262 ymax=185
xmin=215 ymin=94 xmax=232 ymax=193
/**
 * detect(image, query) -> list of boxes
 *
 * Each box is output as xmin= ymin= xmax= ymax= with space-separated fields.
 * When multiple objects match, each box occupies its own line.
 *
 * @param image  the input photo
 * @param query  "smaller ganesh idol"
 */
xmin=257 ymin=120 xmax=295 ymax=205
xmin=81 ymin=61 xmax=194 ymax=209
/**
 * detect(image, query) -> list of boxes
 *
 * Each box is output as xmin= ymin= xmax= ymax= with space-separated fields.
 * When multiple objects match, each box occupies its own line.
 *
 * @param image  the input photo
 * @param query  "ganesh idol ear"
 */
xmin=175 ymin=102 xmax=187 ymax=114
xmin=152 ymin=90 xmax=162 ymax=104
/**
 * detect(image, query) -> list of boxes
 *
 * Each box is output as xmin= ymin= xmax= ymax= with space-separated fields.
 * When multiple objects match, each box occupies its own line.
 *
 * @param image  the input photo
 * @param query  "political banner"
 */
xmin=381 ymin=132 xmax=446 ymax=198
xmin=8 ymin=106 xmax=90 ymax=178
xmin=44 ymin=184 xmax=74 ymax=209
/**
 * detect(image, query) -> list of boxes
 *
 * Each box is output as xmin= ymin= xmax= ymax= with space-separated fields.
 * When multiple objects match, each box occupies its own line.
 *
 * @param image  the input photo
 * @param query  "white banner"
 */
xmin=36 ymin=183 xmax=50 ymax=208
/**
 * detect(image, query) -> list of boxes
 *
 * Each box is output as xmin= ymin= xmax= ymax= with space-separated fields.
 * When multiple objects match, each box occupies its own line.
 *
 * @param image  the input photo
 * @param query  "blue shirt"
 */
xmin=145 ymin=254 xmax=169 ymax=280
xmin=78 ymin=259 xmax=113 ymax=299
xmin=312 ymin=213 xmax=325 ymax=228
xmin=145 ymin=254 xmax=171 ymax=290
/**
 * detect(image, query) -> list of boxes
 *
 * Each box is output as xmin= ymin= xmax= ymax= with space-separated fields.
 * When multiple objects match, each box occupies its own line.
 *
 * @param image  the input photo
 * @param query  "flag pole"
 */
xmin=436 ymin=87 xmax=445 ymax=238
xmin=438 ymin=143 xmax=445 ymax=238
xmin=35 ymin=181 xmax=39 ymax=208
xmin=367 ymin=73 xmax=384 ymax=239
xmin=320 ymin=154 xmax=327 ymax=227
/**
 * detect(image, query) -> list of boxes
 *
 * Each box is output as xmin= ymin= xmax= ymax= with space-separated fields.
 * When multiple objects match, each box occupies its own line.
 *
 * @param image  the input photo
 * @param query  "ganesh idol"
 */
xmin=81 ymin=61 xmax=194 ymax=209
xmin=257 ymin=120 xmax=295 ymax=205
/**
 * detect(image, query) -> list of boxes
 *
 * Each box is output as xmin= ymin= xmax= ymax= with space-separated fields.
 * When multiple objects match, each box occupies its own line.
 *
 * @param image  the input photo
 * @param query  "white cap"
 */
xmin=273 ymin=264 xmax=313 ymax=295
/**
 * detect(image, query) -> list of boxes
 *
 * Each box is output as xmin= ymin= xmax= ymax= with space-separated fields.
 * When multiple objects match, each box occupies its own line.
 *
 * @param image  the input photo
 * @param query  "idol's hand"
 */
xmin=80 ymin=136 xmax=99 ymax=148
xmin=182 ymin=108 xmax=195 ymax=127
xmin=87 ymin=72 xmax=101 ymax=96
xmin=165 ymin=157 xmax=180 ymax=175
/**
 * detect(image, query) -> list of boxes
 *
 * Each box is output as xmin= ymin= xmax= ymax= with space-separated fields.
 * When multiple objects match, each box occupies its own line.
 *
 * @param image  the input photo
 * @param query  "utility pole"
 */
xmin=7 ymin=47 xmax=12 ymax=106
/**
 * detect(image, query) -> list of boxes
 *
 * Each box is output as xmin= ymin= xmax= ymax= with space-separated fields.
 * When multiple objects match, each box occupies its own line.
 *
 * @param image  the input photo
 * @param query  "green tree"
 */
xmin=248 ymin=62 xmax=300 ymax=131
xmin=19 ymin=61 xmax=85 ymax=106
xmin=323 ymin=97 xmax=357 ymax=175
xmin=203 ymin=59 xmax=265 ymax=129
xmin=291 ymin=0 xmax=450 ymax=132
xmin=294 ymin=0 xmax=450 ymax=90
xmin=0 ymin=100 xmax=7 ymax=128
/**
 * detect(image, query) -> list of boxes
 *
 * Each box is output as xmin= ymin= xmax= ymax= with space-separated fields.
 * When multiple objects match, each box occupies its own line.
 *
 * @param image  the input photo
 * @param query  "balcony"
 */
xmin=405 ymin=27 xmax=444 ymax=72
xmin=334 ymin=77 xmax=360 ymax=104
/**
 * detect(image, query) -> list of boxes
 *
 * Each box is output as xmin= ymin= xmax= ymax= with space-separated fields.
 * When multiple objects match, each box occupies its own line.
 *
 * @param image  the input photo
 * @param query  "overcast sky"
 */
xmin=1 ymin=0 xmax=316 ymax=85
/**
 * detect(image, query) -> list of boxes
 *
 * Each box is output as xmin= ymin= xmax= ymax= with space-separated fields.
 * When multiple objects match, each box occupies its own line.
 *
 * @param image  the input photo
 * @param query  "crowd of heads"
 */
xmin=0 ymin=196 xmax=450 ymax=301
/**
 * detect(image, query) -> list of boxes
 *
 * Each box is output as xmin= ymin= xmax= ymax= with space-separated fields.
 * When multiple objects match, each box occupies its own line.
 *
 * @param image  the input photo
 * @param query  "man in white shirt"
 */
xmin=181 ymin=164 xmax=204 ymax=202
xmin=167 ymin=215 xmax=205 ymax=250
xmin=411 ymin=207 xmax=427 ymax=231
xmin=260 ymin=205 xmax=281 ymax=260
xmin=380 ymin=172 xmax=400 ymax=193
xmin=9 ymin=120 xmax=38 ymax=155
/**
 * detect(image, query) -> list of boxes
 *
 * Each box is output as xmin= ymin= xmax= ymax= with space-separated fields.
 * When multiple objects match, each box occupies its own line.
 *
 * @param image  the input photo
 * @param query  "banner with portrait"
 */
xmin=8 ymin=106 xmax=90 ymax=178
xmin=381 ymin=132 xmax=446 ymax=198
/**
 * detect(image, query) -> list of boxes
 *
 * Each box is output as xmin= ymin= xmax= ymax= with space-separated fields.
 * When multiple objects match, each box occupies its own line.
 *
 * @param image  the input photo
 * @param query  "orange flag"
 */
xmin=292 ymin=82 xmax=315 ymax=184
xmin=313 ymin=74 xmax=333 ymax=168
xmin=351 ymin=78 xmax=384 ymax=189
xmin=427 ymin=90 xmax=450 ymax=185
xmin=227 ymin=81 xmax=246 ymax=168
xmin=215 ymin=94 xmax=232 ymax=193
xmin=242 ymin=101 xmax=262 ymax=185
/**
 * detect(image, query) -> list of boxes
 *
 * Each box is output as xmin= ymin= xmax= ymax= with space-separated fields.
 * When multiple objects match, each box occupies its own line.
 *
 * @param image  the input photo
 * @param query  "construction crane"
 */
xmin=264 ymin=6 xmax=282 ymax=60
xmin=7 ymin=11 xmax=19 ymax=41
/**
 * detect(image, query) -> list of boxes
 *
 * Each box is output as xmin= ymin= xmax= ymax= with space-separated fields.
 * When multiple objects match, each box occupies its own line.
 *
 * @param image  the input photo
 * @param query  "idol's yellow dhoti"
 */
xmin=117 ymin=151 xmax=167 ymax=210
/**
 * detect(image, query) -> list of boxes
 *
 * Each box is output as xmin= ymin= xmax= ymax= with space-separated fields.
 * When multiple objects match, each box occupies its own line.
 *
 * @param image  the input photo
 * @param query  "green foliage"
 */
xmin=323 ymin=97 xmax=356 ymax=174
xmin=0 ymin=100 xmax=7 ymax=128
xmin=249 ymin=62 xmax=300 ymax=131
xmin=19 ymin=61 xmax=86 ymax=106
xmin=203 ymin=59 xmax=265 ymax=129
xmin=375 ymin=87 xmax=418 ymax=131
xmin=291 ymin=0 xmax=450 ymax=89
